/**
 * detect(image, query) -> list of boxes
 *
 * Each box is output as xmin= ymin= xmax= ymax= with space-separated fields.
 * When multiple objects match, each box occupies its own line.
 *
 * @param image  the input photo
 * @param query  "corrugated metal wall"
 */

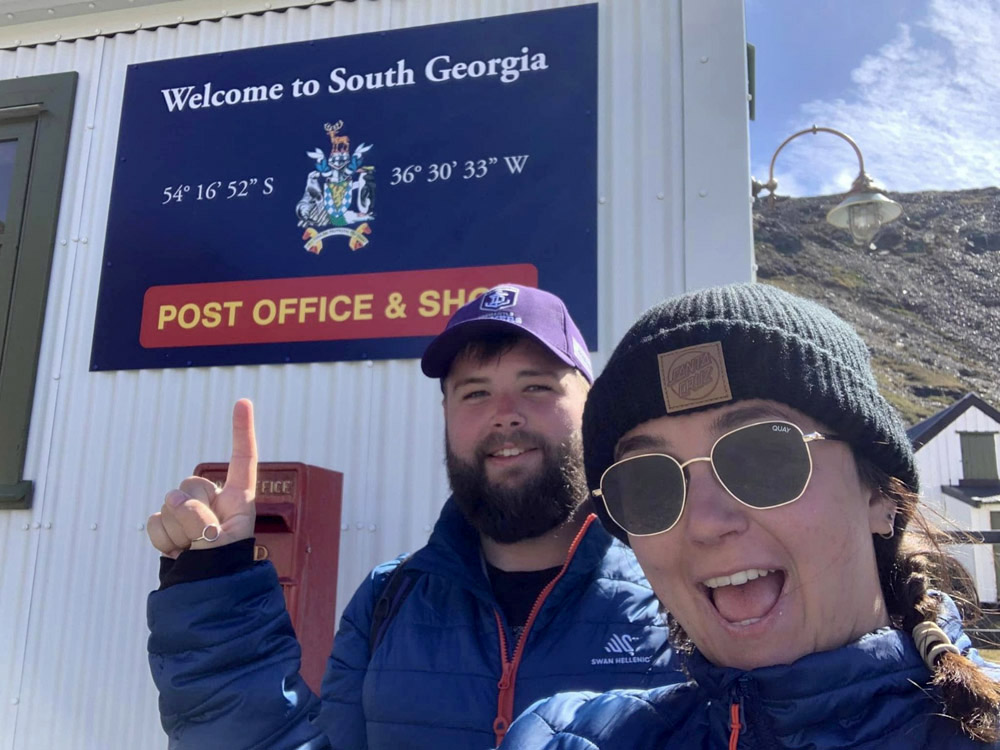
xmin=0 ymin=1 xmax=752 ymax=747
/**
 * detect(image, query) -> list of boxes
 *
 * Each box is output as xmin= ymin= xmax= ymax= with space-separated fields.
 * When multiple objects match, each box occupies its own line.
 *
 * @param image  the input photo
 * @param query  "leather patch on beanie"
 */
xmin=658 ymin=342 xmax=732 ymax=413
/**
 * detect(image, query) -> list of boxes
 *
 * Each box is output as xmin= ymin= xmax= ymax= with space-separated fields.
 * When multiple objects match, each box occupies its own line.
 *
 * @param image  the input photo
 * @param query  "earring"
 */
xmin=878 ymin=512 xmax=894 ymax=540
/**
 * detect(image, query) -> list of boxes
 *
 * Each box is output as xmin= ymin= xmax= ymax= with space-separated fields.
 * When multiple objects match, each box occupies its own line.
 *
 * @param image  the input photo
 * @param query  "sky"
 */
xmin=745 ymin=0 xmax=1000 ymax=197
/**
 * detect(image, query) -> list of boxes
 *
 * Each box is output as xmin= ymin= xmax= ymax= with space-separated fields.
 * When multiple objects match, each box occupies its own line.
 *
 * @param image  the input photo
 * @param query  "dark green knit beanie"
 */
xmin=583 ymin=282 xmax=917 ymax=544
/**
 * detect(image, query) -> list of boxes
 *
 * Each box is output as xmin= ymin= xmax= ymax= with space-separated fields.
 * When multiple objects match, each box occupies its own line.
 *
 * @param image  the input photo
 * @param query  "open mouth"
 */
xmin=486 ymin=446 xmax=538 ymax=460
xmin=702 ymin=568 xmax=787 ymax=627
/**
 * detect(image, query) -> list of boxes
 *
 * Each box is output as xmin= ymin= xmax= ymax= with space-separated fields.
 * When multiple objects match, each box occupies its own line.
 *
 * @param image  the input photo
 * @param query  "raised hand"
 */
xmin=147 ymin=398 xmax=258 ymax=558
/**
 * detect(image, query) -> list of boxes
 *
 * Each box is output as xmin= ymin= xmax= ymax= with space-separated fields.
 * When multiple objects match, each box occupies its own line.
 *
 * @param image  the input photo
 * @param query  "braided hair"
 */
xmin=867 ymin=465 xmax=1000 ymax=743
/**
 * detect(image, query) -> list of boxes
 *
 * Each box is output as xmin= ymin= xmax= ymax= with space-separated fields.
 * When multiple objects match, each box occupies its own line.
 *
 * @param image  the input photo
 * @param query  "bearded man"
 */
xmin=146 ymin=284 xmax=680 ymax=750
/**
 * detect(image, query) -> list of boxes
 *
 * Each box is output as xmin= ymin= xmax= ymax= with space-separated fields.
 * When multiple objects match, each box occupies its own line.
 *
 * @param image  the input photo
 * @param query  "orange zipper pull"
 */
xmin=494 ymin=661 xmax=516 ymax=745
xmin=728 ymin=701 xmax=743 ymax=750
xmin=498 ymin=660 xmax=514 ymax=690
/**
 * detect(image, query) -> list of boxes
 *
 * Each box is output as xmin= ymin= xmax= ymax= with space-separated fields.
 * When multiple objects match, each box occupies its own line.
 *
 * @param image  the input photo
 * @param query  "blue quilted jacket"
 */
xmin=147 ymin=499 xmax=681 ymax=749
xmin=501 ymin=596 xmax=1000 ymax=749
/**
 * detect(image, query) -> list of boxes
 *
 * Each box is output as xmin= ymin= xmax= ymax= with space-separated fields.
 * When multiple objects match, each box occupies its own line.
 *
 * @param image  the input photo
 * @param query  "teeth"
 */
xmin=703 ymin=568 xmax=775 ymax=589
xmin=733 ymin=617 xmax=762 ymax=626
xmin=493 ymin=447 xmax=525 ymax=457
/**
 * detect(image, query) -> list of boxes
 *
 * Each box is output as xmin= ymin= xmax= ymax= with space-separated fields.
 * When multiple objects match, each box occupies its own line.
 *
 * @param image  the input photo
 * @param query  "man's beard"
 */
xmin=445 ymin=429 xmax=588 ymax=544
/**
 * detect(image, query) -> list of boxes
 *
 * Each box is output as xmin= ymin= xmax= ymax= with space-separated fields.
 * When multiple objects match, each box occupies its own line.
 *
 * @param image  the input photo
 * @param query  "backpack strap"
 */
xmin=369 ymin=553 xmax=421 ymax=653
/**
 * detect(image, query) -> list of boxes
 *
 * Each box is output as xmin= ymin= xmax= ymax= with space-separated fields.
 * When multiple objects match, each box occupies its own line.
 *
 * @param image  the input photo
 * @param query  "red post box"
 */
xmin=195 ymin=461 xmax=343 ymax=693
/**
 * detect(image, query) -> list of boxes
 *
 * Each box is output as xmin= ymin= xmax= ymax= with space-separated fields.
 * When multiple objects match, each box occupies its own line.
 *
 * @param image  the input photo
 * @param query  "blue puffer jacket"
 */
xmin=501 ymin=597 xmax=1000 ymax=749
xmin=148 ymin=499 xmax=681 ymax=749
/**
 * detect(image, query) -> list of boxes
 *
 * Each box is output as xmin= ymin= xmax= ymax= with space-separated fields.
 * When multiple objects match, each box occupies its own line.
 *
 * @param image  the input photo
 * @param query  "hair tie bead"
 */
xmin=912 ymin=621 xmax=960 ymax=670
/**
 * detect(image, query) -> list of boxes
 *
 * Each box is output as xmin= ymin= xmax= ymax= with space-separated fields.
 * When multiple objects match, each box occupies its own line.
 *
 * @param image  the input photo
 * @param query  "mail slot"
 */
xmin=195 ymin=461 xmax=343 ymax=692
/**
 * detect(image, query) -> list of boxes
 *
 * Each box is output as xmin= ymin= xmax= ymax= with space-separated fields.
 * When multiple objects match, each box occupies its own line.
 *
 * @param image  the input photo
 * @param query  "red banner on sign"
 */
xmin=139 ymin=264 xmax=538 ymax=348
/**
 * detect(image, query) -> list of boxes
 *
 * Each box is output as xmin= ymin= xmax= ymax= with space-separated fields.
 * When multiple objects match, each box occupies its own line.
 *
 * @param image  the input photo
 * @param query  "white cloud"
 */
xmin=773 ymin=0 xmax=1000 ymax=196
xmin=768 ymin=168 xmax=813 ymax=198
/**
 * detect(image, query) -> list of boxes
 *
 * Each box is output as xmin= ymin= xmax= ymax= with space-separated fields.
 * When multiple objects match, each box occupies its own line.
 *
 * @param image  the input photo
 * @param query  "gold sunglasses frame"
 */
xmin=591 ymin=420 xmax=842 ymax=537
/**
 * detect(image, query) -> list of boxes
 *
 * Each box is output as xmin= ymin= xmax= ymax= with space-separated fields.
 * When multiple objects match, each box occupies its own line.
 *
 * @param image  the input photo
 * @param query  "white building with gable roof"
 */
xmin=910 ymin=393 xmax=1000 ymax=604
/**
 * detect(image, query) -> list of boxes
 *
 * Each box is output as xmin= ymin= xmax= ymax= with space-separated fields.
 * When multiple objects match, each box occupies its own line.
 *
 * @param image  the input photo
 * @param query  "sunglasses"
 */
xmin=593 ymin=420 xmax=843 ymax=537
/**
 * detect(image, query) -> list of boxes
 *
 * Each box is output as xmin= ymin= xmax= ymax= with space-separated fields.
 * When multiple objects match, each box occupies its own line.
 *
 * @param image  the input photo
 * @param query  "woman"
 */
xmin=502 ymin=283 xmax=1000 ymax=749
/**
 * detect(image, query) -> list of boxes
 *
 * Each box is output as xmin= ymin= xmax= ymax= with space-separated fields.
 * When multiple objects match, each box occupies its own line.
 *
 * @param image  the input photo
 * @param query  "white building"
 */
xmin=910 ymin=393 xmax=1000 ymax=604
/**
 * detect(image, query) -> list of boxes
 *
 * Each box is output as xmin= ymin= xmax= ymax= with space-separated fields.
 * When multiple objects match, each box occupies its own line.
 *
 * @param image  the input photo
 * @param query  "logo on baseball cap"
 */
xmin=420 ymin=283 xmax=593 ymax=383
xmin=480 ymin=287 xmax=519 ymax=311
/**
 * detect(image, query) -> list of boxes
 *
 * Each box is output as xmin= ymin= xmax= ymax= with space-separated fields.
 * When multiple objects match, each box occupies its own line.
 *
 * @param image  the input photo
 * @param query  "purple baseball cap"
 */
xmin=420 ymin=283 xmax=594 ymax=383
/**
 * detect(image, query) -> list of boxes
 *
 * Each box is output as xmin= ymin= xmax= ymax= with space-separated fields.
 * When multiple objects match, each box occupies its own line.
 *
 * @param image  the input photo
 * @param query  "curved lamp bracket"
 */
xmin=751 ymin=125 xmax=902 ymax=246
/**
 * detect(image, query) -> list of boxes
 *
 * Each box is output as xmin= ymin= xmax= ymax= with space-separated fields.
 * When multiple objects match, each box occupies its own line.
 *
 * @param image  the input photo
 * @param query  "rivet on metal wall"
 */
xmin=699 ymin=56 xmax=709 ymax=63
xmin=54 ymin=34 xmax=62 ymax=40
xmin=598 ymin=196 xmax=606 ymax=204
xmin=44 ymin=522 xmax=52 ymax=529
xmin=355 ymin=522 xmax=364 ymax=530
xmin=10 ymin=698 xmax=18 ymax=705
xmin=90 ymin=523 xmax=98 ymax=530
xmin=82 ymin=237 xmax=89 ymax=244
xmin=657 ymin=192 xmax=664 ymax=200
xmin=698 ymin=189 xmax=708 ymax=198
xmin=22 ymin=523 xmax=29 ymax=531
xmin=137 ymin=523 xmax=144 ymax=531
xmin=33 ymin=522 xmax=40 ymax=529
xmin=369 ymin=524 xmax=376 ymax=532
xmin=341 ymin=523 xmax=349 ymax=531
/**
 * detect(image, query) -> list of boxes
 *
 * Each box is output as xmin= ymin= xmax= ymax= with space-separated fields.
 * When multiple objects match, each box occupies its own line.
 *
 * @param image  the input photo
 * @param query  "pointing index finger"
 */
xmin=225 ymin=398 xmax=258 ymax=493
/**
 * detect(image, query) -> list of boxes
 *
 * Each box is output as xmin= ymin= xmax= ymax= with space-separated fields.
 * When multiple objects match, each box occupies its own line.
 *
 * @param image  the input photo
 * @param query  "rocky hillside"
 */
xmin=754 ymin=186 xmax=1000 ymax=426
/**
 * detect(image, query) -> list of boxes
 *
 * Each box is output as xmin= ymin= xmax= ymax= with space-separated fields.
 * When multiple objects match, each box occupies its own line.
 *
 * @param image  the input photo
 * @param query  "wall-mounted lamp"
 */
xmin=751 ymin=125 xmax=902 ymax=246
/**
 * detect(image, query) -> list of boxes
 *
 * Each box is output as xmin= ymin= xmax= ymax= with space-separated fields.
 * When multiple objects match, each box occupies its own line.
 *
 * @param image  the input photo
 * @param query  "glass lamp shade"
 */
xmin=848 ymin=203 xmax=882 ymax=245
xmin=827 ymin=191 xmax=902 ymax=246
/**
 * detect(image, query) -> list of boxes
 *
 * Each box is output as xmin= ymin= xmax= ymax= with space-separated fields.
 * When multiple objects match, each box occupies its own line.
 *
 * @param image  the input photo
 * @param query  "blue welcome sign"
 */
xmin=92 ymin=4 xmax=597 ymax=370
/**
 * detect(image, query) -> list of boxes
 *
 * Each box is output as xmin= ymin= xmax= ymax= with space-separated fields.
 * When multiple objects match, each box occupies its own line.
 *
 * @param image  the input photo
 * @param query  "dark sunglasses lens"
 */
xmin=601 ymin=455 xmax=685 ymax=535
xmin=713 ymin=422 xmax=811 ymax=508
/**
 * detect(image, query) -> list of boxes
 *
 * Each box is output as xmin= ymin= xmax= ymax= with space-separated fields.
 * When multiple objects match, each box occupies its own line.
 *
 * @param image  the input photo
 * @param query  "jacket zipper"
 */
xmin=728 ymin=700 xmax=743 ymax=750
xmin=490 ymin=513 xmax=597 ymax=747
xmin=728 ymin=676 xmax=750 ymax=750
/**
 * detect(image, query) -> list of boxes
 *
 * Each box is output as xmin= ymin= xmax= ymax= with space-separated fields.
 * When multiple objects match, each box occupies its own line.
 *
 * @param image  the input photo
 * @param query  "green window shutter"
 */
xmin=992 ymin=511 xmax=1000 ymax=599
xmin=0 ymin=73 xmax=77 ymax=510
xmin=960 ymin=433 xmax=999 ymax=481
